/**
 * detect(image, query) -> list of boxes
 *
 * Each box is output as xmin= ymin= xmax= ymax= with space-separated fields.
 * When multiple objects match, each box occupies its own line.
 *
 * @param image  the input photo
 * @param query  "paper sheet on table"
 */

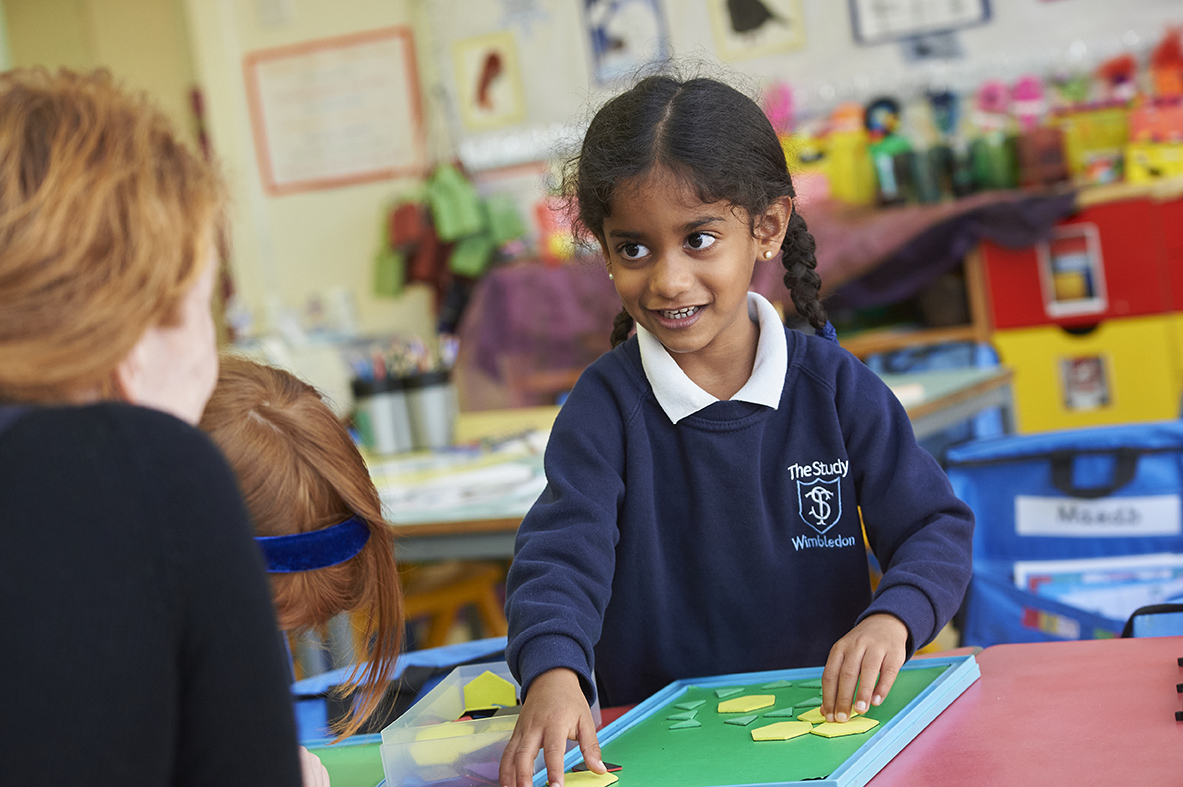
xmin=888 ymin=382 xmax=925 ymax=407
xmin=1013 ymin=553 xmax=1183 ymax=621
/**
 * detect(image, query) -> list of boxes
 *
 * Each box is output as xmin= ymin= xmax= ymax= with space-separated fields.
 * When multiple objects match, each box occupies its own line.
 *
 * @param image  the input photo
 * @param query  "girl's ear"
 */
xmin=757 ymin=196 xmax=794 ymax=249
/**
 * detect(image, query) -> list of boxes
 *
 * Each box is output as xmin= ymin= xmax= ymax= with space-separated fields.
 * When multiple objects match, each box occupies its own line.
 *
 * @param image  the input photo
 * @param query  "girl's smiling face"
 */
xmin=600 ymin=167 xmax=788 ymax=378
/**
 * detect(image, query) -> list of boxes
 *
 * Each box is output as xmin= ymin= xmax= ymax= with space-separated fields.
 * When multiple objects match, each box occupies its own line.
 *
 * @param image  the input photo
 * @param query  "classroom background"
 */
xmin=7 ymin=1 xmax=1183 ymax=781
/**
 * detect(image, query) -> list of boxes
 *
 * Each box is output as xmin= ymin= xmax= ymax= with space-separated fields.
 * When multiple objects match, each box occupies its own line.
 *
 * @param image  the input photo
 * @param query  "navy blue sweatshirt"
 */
xmin=506 ymin=326 xmax=974 ymax=708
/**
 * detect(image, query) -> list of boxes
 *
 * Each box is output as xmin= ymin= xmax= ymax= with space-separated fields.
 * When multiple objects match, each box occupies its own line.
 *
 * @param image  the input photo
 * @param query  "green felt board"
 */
xmin=597 ymin=665 xmax=948 ymax=786
xmin=305 ymin=740 xmax=385 ymax=787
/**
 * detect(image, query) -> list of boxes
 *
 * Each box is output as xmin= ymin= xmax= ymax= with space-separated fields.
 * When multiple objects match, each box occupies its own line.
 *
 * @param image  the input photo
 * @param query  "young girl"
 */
xmin=499 ymin=75 xmax=974 ymax=786
xmin=199 ymin=356 xmax=405 ymax=743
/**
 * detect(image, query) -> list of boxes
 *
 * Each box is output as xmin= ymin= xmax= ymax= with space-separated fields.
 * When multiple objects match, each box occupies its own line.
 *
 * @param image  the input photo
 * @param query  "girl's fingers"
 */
xmin=833 ymin=650 xmax=863 ymax=722
xmin=854 ymin=654 xmax=883 ymax=715
xmin=543 ymin=731 xmax=570 ymax=787
xmin=821 ymin=647 xmax=844 ymax=720
xmin=576 ymin=714 xmax=606 ymax=774
xmin=872 ymin=650 xmax=905 ymax=706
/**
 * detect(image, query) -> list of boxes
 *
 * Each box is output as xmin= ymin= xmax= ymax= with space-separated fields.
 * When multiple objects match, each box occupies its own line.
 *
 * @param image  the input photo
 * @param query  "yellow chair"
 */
xmin=401 ymin=561 xmax=508 ymax=650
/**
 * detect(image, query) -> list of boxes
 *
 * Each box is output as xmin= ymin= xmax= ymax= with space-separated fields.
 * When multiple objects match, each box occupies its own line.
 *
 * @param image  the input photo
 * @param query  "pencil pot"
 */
xmin=405 ymin=370 xmax=458 ymax=450
xmin=352 ymin=375 xmax=414 ymax=456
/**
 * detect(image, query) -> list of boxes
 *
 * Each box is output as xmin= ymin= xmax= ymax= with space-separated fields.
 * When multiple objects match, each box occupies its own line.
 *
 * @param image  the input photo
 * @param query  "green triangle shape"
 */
xmin=723 ymin=714 xmax=758 ymax=726
xmin=669 ymin=719 xmax=702 ymax=730
xmin=715 ymin=687 xmax=743 ymax=698
xmin=796 ymin=696 xmax=822 ymax=707
xmin=764 ymin=706 xmax=797 ymax=717
xmin=667 ymin=710 xmax=698 ymax=720
xmin=674 ymin=699 xmax=706 ymax=710
xmin=762 ymin=680 xmax=793 ymax=689
xmin=798 ymin=679 xmax=823 ymax=689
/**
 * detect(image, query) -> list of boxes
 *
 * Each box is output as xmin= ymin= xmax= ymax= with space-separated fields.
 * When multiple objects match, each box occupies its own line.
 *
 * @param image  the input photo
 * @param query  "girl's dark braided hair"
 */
xmin=565 ymin=74 xmax=827 ymax=348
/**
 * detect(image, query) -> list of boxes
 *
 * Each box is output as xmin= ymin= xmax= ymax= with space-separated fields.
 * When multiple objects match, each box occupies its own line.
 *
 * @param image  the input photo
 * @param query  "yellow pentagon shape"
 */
xmin=750 ymin=720 xmax=813 ymax=741
xmin=462 ymin=670 xmax=516 ymax=711
xmin=796 ymin=706 xmax=859 ymax=724
xmin=718 ymin=694 xmax=775 ymax=714
xmin=811 ymin=716 xmax=880 ymax=738
xmin=410 ymin=722 xmax=482 ymax=766
xmin=564 ymin=771 xmax=619 ymax=786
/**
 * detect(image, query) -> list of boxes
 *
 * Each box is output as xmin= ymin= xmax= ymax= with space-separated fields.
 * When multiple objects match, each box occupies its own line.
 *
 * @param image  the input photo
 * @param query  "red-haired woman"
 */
xmin=0 ymin=69 xmax=301 ymax=785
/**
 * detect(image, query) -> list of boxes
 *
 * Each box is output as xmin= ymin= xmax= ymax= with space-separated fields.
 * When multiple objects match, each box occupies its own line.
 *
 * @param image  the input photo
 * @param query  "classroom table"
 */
xmin=381 ymin=366 xmax=1014 ymax=562
xmin=869 ymin=636 xmax=1183 ymax=785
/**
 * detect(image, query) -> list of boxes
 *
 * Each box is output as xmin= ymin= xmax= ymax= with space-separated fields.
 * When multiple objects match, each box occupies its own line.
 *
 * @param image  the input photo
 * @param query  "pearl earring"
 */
xmin=608 ymin=272 xmax=614 ymax=280
xmin=763 ymin=250 xmax=774 ymax=260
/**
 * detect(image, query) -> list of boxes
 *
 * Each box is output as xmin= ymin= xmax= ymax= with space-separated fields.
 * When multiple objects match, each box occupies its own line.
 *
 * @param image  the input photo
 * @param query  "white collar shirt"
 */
xmin=636 ymin=291 xmax=788 ymax=424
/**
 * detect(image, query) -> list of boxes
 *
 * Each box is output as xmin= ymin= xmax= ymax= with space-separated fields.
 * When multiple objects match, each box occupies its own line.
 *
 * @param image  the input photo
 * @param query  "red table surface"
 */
xmin=599 ymin=638 xmax=1183 ymax=784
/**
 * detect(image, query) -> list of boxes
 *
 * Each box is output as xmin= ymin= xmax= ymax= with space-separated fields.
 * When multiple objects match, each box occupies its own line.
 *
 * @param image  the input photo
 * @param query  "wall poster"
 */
xmin=708 ymin=0 xmax=806 ymax=61
xmin=243 ymin=27 xmax=426 ymax=196
xmin=452 ymin=31 xmax=528 ymax=132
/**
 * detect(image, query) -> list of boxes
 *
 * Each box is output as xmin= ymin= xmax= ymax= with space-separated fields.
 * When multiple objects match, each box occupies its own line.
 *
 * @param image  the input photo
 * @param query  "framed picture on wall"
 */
xmin=452 ymin=31 xmax=527 ymax=133
xmin=708 ymin=0 xmax=806 ymax=61
xmin=849 ymin=0 xmax=991 ymax=45
xmin=243 ymin=26 xmax=426 ymax=196
xmin=583 ymin=0 xmax=670 ymax=84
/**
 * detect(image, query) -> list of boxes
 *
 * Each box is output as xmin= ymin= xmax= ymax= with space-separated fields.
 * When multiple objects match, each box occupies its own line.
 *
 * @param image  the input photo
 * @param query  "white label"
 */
xmin=1015 ymin=495 xmax=1182 ymax=538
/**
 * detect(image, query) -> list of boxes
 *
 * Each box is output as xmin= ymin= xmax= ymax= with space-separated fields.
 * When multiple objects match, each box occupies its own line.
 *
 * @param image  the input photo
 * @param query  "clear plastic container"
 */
xmin=380 ymin=661 xmax=599 ymax=786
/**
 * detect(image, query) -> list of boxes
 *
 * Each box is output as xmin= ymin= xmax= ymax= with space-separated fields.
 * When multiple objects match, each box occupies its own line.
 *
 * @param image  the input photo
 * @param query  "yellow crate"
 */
xmin=1053 ymin=107 xmax=1129 ymax=180
xmin=1125 ymin=142 xmax=1183 ymax=183
xmin=992 ymin=314 xmax=1183 ymax=433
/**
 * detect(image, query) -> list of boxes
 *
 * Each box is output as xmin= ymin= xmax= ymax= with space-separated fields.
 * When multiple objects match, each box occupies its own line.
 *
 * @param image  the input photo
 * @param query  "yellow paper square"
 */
xmin=717 ymin=694 xmax=775 ymax=713
xmin=564 ymin=770 xmax=620 ymax=786
xmin=750 ymin=720 xmax=813 ymax=741
xmin=811 ymin=716 xmax=880 ymax=738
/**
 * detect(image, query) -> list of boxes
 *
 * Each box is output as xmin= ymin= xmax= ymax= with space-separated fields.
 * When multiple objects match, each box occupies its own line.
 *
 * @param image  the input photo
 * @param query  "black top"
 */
xmin=0 ymin=403 xmax=301 ymax=786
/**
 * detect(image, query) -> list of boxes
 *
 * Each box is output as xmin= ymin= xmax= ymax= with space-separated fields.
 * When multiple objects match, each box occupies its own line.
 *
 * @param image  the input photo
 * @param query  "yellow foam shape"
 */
xmin=811 ymin=716 xmax=880 ymax=738
xmin=718 ymin=694 xmax=775 ymax=713
xmin=564 ymin=771 xmax=619 ymax=786
xmin=409 ymin=722 xmax=484 ymax=766
xmin=463 ymin=670 xmax=516 ymax=711
xmin=796 ymin=706 xmax=859 ymax=724
xmin=750 ymin=721 xmax=813 ymax=741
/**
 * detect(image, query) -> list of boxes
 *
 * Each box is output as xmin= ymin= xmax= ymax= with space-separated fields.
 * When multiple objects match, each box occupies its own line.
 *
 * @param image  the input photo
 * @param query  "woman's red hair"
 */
xmin=0 ymin=68 xmax=224 ymax=403
xmin=200 ymin=355 xmax=404 ymax=740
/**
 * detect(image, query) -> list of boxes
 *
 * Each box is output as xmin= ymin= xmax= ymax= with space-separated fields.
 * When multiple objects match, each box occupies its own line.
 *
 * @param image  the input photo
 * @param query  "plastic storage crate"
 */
xmin=946 ymin=421 xmax=1183 ymax=647
xmin=380 ymin=660 xmax=598 ymax=787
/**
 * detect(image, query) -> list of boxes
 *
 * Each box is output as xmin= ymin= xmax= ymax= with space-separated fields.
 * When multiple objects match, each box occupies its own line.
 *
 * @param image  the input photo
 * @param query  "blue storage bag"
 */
xmin=945 ymin=421 xmax=1183 ymax=647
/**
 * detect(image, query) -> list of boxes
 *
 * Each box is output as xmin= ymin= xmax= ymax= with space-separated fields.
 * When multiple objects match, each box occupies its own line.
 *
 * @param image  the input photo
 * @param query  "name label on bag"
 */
xmin=1015 ymin=495 xmax=1182 ymax=538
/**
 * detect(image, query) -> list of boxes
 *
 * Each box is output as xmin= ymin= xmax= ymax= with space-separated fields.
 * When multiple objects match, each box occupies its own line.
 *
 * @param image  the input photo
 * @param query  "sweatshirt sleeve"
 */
xmin=505 ymin=361 xmax=631 ymax=703
xmin=831 ymin=351 xmax=975 ymax=654
xmin=141 ymin=413 xmax=303 ymax=787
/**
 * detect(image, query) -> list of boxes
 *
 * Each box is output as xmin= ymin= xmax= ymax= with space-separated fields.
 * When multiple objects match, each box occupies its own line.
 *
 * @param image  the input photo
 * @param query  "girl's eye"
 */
xmin=686 ymin=232 xmax=716 ymax=250
xmin=617 ymin=242 xmax=650 ymax=260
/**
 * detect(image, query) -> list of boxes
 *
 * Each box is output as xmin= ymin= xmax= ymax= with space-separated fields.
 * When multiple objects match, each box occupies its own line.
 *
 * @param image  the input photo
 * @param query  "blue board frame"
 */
xmin=541 ymin=653 xmax=980 ymax=787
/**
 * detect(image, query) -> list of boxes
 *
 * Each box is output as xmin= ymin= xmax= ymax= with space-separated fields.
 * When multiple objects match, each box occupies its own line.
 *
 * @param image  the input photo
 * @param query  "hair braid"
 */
xmin=781 ymin=210 xmax=827 ymax=332
xmin=609 ymin=306 xmax=635 ymax=348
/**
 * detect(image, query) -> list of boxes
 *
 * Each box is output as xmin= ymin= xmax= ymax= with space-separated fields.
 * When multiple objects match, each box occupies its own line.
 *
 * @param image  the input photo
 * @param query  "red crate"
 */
xmin=982 ymin=198 xmax=1169 ymax=330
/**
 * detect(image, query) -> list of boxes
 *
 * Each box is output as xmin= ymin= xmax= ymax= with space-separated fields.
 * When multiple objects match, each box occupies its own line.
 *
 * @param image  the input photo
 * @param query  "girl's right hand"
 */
xmin=298 ymin=746 xmax=330 ymax=787
xmin=499 ymin=667 xmax=606 ymax=787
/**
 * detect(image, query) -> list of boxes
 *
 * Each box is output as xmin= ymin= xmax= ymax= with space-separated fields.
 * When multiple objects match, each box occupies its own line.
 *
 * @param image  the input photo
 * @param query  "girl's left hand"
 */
xmin=821 ymin=613 xmax=909 ymax=723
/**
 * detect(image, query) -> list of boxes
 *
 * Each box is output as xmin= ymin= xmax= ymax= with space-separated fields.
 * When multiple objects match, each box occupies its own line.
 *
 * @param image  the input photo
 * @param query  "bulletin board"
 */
xmin=243 ymin=27 xmax=427 ymax=196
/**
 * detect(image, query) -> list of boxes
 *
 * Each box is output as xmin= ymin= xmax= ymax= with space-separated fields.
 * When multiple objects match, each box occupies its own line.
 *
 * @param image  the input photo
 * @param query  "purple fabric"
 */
xmin=827 ymin=191 xmax=1079 ymax=311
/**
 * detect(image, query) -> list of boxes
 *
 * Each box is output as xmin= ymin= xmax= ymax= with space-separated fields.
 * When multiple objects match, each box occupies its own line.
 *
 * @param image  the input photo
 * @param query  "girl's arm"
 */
xmin=824 ymin=351 xmax=975 ymax=721
xmin=502 ymin=365 xmax=630 ymax=787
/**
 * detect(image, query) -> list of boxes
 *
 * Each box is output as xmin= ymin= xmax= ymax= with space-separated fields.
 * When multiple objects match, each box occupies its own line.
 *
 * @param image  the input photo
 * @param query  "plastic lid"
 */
xmin=402 ymin=370 xmax=452 ymax=390
xmin=351 ymin=375 xmax=408 ymax=397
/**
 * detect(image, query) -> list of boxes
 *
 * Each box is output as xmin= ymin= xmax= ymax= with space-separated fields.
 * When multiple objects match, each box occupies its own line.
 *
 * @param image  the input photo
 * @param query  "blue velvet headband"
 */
xmin=254 ymin=516 xmax=370 ymax=573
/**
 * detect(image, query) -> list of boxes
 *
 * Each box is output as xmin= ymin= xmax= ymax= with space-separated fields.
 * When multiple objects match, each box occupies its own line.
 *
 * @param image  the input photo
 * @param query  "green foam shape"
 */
xmin=762 ymin=680 xmax=793 ymax=689
xmin=666 ymin=710 xmax=698 ymax=720
xmin=796 ymin=696 xmax=822 ymax=707
xmin=764 ymin=707 xmax=797 ymax=717
xmin=674 ymin=700 xmax=706 ymax=710
xmin=714 ymin=687 xmax=743 ymax=698
xmin=669 ymin=719 xmax=702 ymax=730
xmin=723 ymin=714 xmax=758 ymax=726
xmin=798 ymin=679 xmax=823 ymax=689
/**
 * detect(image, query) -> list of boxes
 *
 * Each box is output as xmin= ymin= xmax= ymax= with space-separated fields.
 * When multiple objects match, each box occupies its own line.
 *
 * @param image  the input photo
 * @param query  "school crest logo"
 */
xmin=797 ymin=476 xmax=842 ymax=535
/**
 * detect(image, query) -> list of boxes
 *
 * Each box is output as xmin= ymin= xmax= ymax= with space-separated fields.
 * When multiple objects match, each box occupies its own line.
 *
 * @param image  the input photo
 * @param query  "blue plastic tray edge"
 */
xmin=545 ymin=654 xmax=981 ymax=787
